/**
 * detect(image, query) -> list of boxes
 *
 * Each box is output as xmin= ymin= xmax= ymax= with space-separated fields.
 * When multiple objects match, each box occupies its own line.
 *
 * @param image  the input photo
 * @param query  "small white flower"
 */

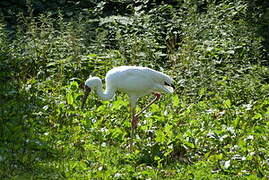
xmin=224 ymin=160 xmax=230 ymax=169
xmin=243 ymin=104 xmax=253 ymax=111
xmin=206 ymin=109 xmax=215 ymax=114
xmin=44 ymin=132 xmax=49 ymax=136
xmin=114 ymin=173 xmax=121 ymax=177
xmin=245 ymin=135 xmax=254 ymax=141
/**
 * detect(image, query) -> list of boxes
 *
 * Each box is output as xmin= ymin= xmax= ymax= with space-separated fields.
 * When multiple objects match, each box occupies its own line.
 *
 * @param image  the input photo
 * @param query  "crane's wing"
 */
xmin=106 ymin=66 xmax=173 ymax=96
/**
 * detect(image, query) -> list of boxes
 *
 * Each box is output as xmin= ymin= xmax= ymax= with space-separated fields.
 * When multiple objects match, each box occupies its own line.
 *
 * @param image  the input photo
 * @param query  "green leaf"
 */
xmin=70 ymin=81 xmax=79 ymax=90
xmin=66 ymin=92 xmax=74 ymax=105
xmin=172 ymin=95 xmax=179 ymax=107
xmin=199 ymin=88 xmax=206 ymax=96
xmin=233 ymin=117 xmax=240 ymax=128
xmin=111 ymin=128 xmax=123 ymax=139
xmin=224 ymin=99 xmax=231 ymax=108
xmin=253 ymin=113 xmax=262 ymax=120
xmin=150 ymin=104 xmax=159 ymax=112
xmin=182 ymin=139 xmax=195 ymax=149
xmin=164 ymin=124 xmax=173 ymax=138
xmin=155 ymin=130 xmax=165 ymax=143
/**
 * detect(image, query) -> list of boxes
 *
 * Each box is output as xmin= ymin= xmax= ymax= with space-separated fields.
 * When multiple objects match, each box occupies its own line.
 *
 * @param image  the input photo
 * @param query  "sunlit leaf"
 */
xmin=155 ymin=130 xmax=165 ymax=143
xmin=224 ymin=99 xmax=231 ymax=108
xmin=252 ymin=113 xmax=262 ymax=120
xmin=66 ymin=92 xmax=74 ymax=105
xmin=172 ymin=95 xmax=179 ymax=107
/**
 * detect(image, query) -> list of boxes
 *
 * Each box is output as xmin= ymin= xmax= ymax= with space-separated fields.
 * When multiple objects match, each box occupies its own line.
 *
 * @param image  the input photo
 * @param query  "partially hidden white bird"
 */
xmin=81 ymin=66 xmax=175 ymax=142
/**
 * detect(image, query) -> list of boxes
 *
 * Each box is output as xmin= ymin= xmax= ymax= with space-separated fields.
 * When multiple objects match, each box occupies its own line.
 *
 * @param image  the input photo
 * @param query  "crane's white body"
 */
xmin=84 ymin=66 xmax=174 ymax=109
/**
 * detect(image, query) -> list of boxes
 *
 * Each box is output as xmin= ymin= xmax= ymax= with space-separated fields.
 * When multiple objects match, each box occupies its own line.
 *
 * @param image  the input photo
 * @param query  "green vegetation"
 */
xmin=1 ymin=0 xmax=268 ymax=179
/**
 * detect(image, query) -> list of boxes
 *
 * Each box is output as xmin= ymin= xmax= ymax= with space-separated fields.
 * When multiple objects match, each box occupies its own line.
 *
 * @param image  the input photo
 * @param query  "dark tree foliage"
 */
xmin=1 ymin=0 xmax=268 ymax=57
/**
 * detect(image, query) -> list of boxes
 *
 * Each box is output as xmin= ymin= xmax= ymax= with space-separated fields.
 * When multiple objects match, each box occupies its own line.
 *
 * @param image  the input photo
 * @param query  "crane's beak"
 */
xmin=81 ymin=86 xmax=91 ymax=109
xmin=164 ymin=82 xmax=176 ymax=92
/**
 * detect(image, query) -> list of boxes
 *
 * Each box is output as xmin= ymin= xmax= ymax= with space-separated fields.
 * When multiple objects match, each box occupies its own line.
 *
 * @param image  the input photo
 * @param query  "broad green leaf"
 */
xmin=66 ymin=92 xmax=74 ymax=105
xmin=155 ymin=130 xmax=165 ymax=143
xmin=172 ymin=95 xmax=179 ymax=107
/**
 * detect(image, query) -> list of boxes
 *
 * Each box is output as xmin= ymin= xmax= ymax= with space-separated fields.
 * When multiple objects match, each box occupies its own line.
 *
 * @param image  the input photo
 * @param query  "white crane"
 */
xmin=81 ymin=66 xmax=175 ymax=145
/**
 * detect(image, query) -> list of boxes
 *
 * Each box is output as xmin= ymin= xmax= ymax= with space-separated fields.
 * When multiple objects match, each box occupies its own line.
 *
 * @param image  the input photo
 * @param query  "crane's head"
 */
xmin=160 ymin=73 xmax=175 ymax=93
xmin=81 ymin=77 xmax=101 ymax=109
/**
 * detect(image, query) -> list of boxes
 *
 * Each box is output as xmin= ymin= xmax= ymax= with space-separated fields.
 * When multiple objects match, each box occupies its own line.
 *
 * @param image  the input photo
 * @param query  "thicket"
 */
xmin=1 ymin=0 xmax=269 ymax=179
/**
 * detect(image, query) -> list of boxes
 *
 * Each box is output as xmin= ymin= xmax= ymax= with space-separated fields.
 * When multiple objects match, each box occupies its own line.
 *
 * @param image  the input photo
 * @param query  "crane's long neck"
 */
xmin=95 ymin=80 xmax=115 ymax=101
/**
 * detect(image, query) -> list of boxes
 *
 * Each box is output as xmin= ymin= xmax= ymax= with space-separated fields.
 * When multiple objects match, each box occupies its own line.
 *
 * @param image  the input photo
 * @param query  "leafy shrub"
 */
xmin=0 ymin=0 xmax=268 ymax=179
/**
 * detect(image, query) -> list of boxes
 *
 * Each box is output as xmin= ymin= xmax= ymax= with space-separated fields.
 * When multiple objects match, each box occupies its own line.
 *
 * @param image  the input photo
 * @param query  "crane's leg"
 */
xmin=134 ymin=92 xmax=161 ymax=119
xmin=130 ymin=107 xmax=137 ymax=150
xmin=131 ymin=109 xmax=139 ymax=129
xmin=129 ymin=93 xmax=161 ymax=150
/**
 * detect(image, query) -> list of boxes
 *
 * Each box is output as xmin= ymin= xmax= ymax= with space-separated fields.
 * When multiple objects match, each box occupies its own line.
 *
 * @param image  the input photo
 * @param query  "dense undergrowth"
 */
xmin=1 ymin=0 xmax=269 ymax=179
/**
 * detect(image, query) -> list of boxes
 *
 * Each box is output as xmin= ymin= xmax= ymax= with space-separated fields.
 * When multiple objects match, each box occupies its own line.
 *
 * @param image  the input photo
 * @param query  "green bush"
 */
xmin=0 ymin=0 xmax=268 ymax=179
